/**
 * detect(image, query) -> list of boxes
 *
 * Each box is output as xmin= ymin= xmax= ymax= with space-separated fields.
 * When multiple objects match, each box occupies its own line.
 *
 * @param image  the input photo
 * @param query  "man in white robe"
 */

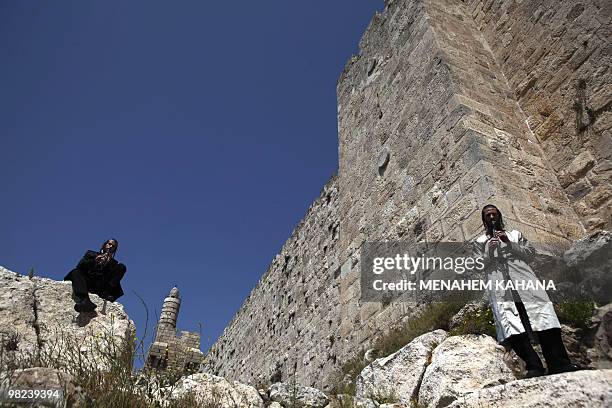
xmin=473 ymin=204 xmax=581 ymax=377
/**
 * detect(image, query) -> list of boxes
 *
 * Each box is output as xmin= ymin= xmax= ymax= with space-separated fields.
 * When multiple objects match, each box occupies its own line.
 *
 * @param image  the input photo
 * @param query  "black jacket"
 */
xmin=64 ymin=250 xmax=126 ymax=300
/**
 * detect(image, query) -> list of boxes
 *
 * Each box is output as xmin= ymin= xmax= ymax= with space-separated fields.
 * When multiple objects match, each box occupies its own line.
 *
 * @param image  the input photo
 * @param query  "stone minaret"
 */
xmin=146 ymin=286 xmax=203 ymax=371
xmin=157 ymin=286 xmax=180 ymax=336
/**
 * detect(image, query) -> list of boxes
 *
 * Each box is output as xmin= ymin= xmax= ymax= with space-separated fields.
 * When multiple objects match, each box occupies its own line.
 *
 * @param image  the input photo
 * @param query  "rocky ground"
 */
xmin=156 ymin=330 xmax=612 ymax=408
xmin=0 ymin=231 xmax=610 ymax=407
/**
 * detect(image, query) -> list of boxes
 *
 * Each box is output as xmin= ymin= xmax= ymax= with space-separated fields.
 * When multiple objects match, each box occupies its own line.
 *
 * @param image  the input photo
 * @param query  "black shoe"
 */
xmin=100 ymin=292 xmax=116 ymax=302
xmin=74 ymin=298 xmax=96 ymax=313
xmin=525 ymin=368 xmax=546 ymax=378
xmin=548 ymin=363 xmax=583 ymax=375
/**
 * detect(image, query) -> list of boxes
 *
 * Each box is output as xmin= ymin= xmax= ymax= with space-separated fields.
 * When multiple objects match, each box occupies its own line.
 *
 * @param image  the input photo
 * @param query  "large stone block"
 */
xmin=446 ymin=370 xmax=612 ymax=408
xmin=417 ymin=334 xmax=516 ymax=407
xmin=356 ymin=330 xmax=448 ymax=405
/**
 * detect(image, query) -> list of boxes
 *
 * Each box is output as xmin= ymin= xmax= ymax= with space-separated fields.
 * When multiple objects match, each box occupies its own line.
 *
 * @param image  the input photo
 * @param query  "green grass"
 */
xmin=449 ymin=306 xmax=496 ymax=338
xmin=372 ymin=302 xmax=465 ymax=358
xmin=332 ymin=351 xmax=367 ymax=396
xmin=555 ymin=299 xmax=596 ymax=329
xmin=368 ymin=387 xmax=399 ymax=404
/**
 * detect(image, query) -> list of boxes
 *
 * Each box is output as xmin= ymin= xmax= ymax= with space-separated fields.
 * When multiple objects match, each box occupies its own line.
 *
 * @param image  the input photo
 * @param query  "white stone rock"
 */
xmin=417 ymin=334 xmax=516 ymax=408
xmin=0 ymin=367 xmax=86 ymax=406
xmin=0 ymin=267 xmax=38 ymax=355
xmin=356 ymin=329 xmax=448 ymax=405
xmin=0 ymin=266 xmax=134 ymax=371
xmin=446 ymin=369 xmax=612 ymax=408
xmin=588 ymin=302 xmax=612 ymax=369
xmin=170 ymin=372 xmax=264 ymax=408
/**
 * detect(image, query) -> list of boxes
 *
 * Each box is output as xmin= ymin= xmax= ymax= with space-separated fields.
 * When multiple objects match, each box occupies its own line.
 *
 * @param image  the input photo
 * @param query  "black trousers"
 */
xmin=506 ymin=302 xmax=572 ymax=372
xmin=68 ymin=268 xmax=125 ymax=301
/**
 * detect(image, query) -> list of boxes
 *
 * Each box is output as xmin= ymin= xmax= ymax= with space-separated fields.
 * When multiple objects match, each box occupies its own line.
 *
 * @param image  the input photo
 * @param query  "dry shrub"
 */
xmin=0 ymin=300 xmax=201 ymax=408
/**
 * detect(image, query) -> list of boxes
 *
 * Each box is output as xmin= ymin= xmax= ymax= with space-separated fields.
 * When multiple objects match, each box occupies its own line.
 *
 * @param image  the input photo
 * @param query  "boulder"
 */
xmin=564 ymin=231 xmax=612 ymax=267
xmin=446 ymin=369 xmax=612 ymax=408
xmin=169 ymin=372 xmax=264 ymax=408
xmin=356 ymin=329 xmax=448 ymax=405
xmin=417 ymin=334 xmax=516 ymax=408
xmin=588 ymin=302 xmax=612 ymax=368
xmin=269 ymin=381 xmax=329 ymax=408
xmin=0 ymin=266 xmax=134 ymax=371
xmin=562 ymin=230 xmax=612 ymax=304
xmin=0 ymin=267 xmax=39 ymax=355
xmin=0 ymin=367 xmax=86 ymax=407
xmin=560 ymin=324 xmax=592 ymax=369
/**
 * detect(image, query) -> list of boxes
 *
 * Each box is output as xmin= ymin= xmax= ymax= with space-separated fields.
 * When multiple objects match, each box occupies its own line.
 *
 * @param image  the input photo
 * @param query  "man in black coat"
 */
xmin=64 ymin=238 xmax=127 ymax=313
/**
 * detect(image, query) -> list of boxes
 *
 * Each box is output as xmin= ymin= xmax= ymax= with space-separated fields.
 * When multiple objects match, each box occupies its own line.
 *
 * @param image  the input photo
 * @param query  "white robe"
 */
xmin=473 ymin=230 xmax=561 ymax=343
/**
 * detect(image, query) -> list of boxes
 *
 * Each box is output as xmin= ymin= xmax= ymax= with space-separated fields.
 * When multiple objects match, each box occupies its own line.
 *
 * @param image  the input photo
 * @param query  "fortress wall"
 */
xmin=334 ymin=0 xmax=583 ymax=374
xmin=205 ymin=0 xmax=598 ymax=390
xmin=334 ymin=0 xmax=461 ymax=372
xmin=465 ymin=0 xmax=612 ymax=231
xmin=423 ymin=0 xmax=585 ymax=244
xmin=204 ymin=177 xmax=342 ymax=389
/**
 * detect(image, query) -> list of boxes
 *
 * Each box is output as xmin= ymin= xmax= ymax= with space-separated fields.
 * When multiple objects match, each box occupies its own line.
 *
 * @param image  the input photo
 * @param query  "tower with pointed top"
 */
xmin=146 ymin=286 xmax=203 ymax=372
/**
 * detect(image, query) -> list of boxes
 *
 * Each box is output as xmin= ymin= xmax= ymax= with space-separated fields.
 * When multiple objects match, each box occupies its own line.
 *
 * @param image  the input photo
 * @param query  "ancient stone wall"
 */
xmin=204 ymin=177 xmax=341 ymax=389
xmin=465 ymin=0 xmax=611 ymax=231
xmin=204 ymin=0 xmax=607 ymax=391
xmin=334 ymin=0 xmax=584 ymax=380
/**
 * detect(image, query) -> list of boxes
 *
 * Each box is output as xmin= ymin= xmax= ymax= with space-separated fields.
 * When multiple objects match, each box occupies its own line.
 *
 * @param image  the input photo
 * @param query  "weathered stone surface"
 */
xmin=269 ymin=382 xmax=329 ymax=408
xmin=561 ymin=151 xmax=596 ymax=186
xmin=0 ymin=267 xmax=38 ymax=355
xmin=563 ymin=230 xmax=612 ymax=304
xmin=356 ymin=330 xmax=448 ymax=405
xmin=446 ymin=369 xmax=612 ymax=408
xmin=169 ymin=372 xmax=264 ymax=408
xmin=0 ymin=266 xmax=134 ymax=371
xmin=588 ymin=303 xmax=612 ymax=369
xmin=560 ymin=324 xmax=593 ymax=369
xmin=1 ymin=367 xmax=85 ymax=407
xmin=417 ymin=335 xmax=516 ymax=408
xmin=564 ymin=230 xmax=612 ymax=267
xmin=467 ymin=0 xmax=612 ymax=230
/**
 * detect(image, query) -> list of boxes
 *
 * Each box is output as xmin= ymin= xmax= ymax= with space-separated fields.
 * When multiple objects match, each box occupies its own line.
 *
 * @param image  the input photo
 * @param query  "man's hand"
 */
xmin=488 ymin=237 xmax=499 ymax=255
xmin=494 ymin=230 xmax=510 ymax=243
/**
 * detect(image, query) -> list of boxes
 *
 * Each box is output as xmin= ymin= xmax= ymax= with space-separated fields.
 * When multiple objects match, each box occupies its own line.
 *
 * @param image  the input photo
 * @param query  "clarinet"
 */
xmin=493 ymin=221 xmax=520 ymax=302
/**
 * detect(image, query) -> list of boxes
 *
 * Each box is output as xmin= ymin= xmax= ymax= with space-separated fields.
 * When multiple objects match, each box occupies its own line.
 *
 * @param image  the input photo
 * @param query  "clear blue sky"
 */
xmin=0 ymin=0 xmax=382 ymax=359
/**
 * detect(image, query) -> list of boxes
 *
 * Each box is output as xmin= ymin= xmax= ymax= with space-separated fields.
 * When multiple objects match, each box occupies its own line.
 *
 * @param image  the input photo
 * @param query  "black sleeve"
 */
xmin=75 ymin=250 xmax=97 ymax=273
